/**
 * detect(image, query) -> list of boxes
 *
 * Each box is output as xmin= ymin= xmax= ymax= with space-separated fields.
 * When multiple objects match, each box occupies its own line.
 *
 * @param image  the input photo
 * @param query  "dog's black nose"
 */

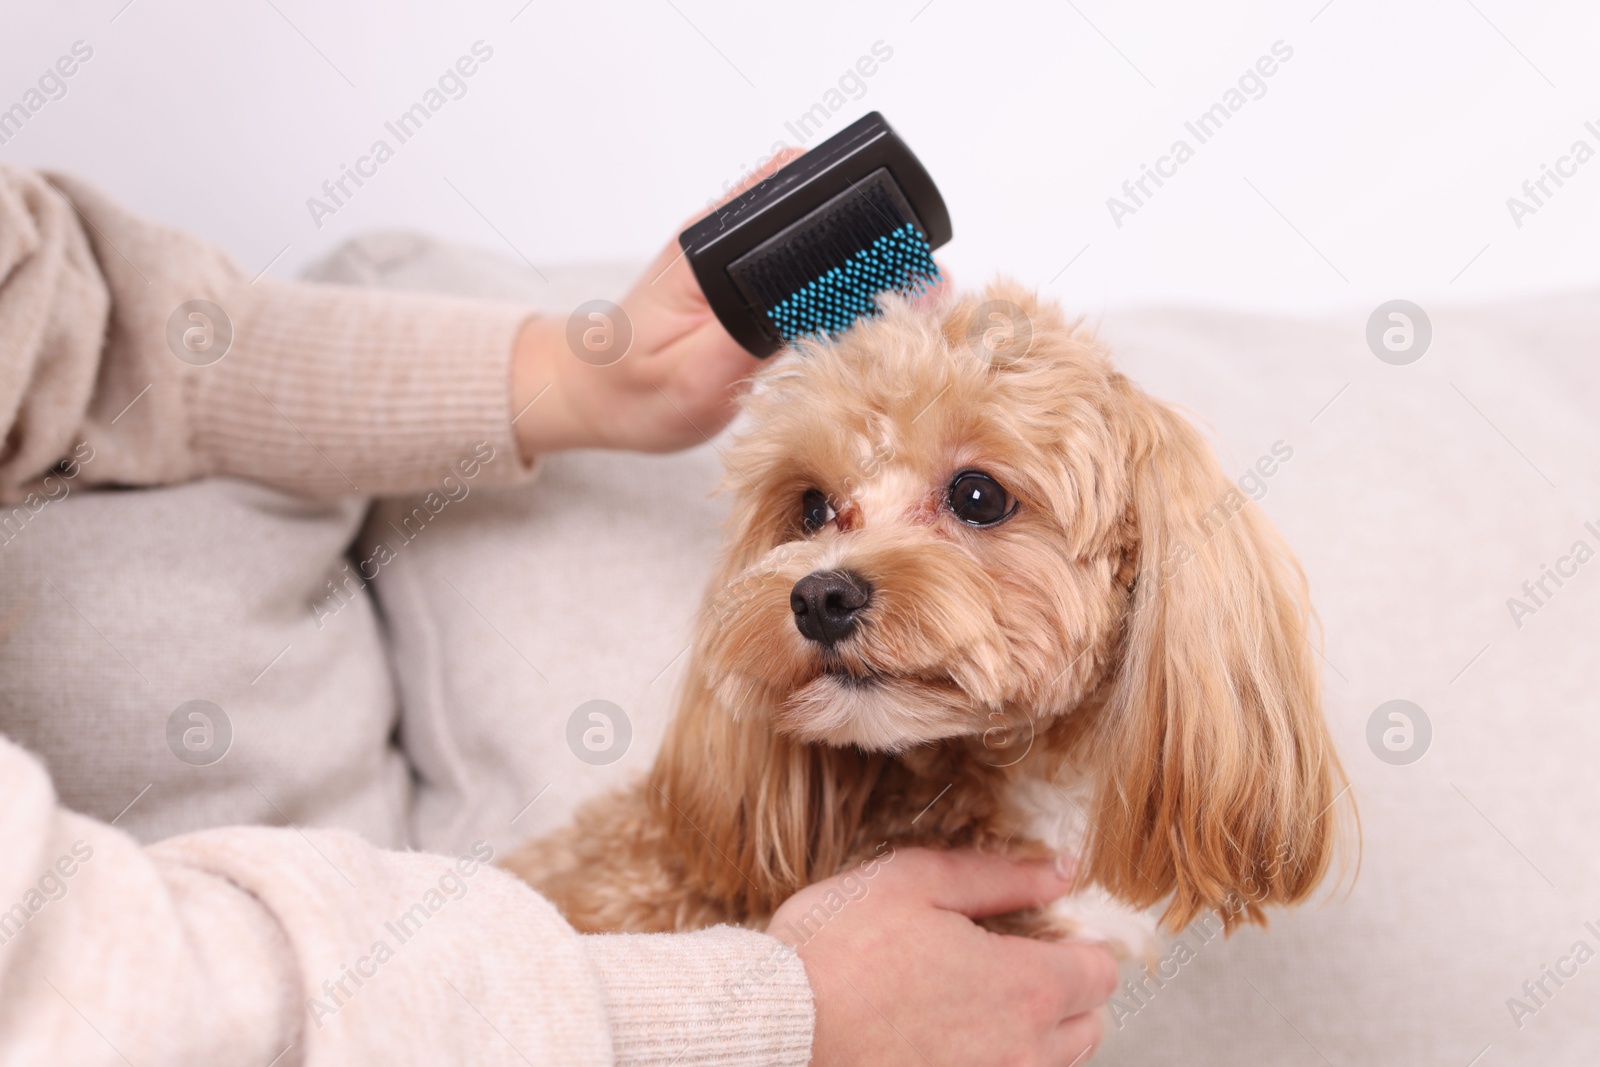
xmin=790 ymin=570 xmax=872 ymax=647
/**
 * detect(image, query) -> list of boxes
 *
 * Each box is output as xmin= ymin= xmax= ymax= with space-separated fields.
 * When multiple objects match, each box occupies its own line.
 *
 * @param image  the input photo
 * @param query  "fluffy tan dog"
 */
xmin=508 ymin=283 xmax=1349 ymax=951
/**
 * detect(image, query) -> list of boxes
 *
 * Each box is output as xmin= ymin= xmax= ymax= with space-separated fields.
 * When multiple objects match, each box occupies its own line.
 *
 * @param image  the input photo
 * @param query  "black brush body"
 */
xmin=679 ymin=113 xmax=951 ymax=357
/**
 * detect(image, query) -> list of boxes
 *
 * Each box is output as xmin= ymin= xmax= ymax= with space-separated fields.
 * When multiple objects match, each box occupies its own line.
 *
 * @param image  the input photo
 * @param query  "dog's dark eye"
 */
xmin=800 ymin=488 xmax=836 ymax=533
xmin=948 ymin=471 xmax=1015 ymax=526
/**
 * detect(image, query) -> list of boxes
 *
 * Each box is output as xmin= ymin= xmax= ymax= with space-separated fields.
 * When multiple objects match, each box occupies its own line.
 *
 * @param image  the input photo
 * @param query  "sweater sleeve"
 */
xmin=0 ymin=162 xmax=538 ymax=502
xmin=0 ymin=735 xmax=813 ymax=1066
xmin=585 ymin=928 xmax=815 ymax=1066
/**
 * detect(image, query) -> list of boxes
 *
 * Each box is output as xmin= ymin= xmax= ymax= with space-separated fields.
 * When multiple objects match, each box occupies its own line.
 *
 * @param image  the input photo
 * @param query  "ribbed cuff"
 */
xmin=582 ymin=926 xmax=814 ymax=1067
xmin=193 ymin=277 xmax=538 ymax=497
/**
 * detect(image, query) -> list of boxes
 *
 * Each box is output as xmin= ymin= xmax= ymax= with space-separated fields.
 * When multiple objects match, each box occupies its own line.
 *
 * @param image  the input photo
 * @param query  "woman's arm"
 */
xmin=0 ymin=734 xmax=814 ymax=1065
xmin=0 ymin=161 xmax=783 ymax=504
xmin=2 ymin=729 xmax=1113 ymax=1067
xmin=0 ymin=164 xmax=546 ymax=501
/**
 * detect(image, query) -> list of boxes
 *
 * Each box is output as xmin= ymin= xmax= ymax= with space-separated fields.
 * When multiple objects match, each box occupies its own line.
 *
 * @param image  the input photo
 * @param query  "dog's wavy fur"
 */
xmin=508 ymin=282 xmax=1350 ymax=942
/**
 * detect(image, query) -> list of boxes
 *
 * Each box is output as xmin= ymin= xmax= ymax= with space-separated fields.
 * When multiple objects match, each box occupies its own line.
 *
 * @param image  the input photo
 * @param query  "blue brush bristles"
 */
xmin=765 ymin=223 xmax=941 ymax=344
xmin=679 ymin=113 xmax=950 ymax=356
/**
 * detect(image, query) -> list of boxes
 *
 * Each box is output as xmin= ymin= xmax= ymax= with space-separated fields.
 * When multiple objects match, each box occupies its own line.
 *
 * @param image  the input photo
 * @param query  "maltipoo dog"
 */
xmin=508 ymin=283 xmax=1348 ymax=953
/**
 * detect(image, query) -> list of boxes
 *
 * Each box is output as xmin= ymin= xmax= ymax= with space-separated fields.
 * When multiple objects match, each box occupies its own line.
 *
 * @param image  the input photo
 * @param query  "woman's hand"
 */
xmin=769 ymin=848 xmax=1118 ymax=1067
xmin=510 ymin=151 xmax=802 ymax=459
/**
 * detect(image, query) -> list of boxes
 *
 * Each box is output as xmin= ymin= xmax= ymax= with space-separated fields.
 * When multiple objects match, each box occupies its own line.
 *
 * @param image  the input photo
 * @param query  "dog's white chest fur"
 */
xmin=1009 ymin=775 xmax=1163 ymax=962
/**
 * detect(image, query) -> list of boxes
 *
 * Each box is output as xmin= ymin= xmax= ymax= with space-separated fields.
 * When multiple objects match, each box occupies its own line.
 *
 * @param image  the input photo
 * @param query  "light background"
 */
xmin=5 ymin=0 xmax=1600 ymax=313
xmin=4 ymin=7 xmax=1600 ymax=1063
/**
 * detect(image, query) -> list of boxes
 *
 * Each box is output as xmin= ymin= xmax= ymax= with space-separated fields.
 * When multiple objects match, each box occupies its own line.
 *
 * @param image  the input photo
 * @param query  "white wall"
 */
xmin=5 ymin=0 xmax=1599 ymax=314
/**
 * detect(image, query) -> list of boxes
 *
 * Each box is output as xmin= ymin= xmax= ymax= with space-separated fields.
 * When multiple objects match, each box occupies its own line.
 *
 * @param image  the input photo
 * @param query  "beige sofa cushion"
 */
xmin=301 ymin=234 xmax=724 ymax=857
xmin=0 ymin=477 xmax=409 ymax=847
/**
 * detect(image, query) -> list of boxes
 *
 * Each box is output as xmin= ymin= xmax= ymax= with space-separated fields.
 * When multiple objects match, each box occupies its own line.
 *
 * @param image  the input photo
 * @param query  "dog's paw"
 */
xmin=977 ymin=906 xmax=1077 ymax=941
xmin=977 ymin=888 xmax=1163 ymax=969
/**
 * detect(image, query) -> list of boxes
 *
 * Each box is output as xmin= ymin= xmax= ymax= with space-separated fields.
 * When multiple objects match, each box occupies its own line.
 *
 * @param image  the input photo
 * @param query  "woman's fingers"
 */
xmin=908 ymin=848 xmax=1077 ymax=919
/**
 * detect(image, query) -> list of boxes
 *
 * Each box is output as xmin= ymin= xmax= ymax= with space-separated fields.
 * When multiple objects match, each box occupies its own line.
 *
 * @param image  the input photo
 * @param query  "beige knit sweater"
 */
xmin=0 ymin=164 xmax=813 ymax=1066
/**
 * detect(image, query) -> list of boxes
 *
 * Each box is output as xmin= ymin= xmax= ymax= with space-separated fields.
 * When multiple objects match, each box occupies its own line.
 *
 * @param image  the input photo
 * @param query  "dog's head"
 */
xmin=656 ymin=282 xmax=1347 ymax=930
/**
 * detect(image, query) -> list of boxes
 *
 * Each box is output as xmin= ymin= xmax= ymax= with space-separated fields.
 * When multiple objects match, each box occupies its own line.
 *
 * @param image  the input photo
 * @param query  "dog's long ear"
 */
xmin=647 ymin=672 xmax=880 ymax=920
xmin=645 ymin=519 xmax=884 ymax=921
xmin=1087 ymin=383 xmax=1348 ymax=932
